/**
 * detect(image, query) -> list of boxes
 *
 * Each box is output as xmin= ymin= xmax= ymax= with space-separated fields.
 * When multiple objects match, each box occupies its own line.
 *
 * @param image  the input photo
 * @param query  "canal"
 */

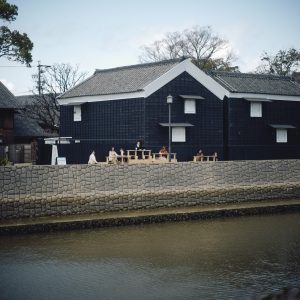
xmin=0 ymin=212 xmax=299 ymax=299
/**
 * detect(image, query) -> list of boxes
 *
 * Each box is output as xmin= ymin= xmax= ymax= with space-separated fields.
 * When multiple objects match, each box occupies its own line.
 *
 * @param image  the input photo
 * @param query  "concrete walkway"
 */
xmin=1 ymin=198 xmax=300 ymax=235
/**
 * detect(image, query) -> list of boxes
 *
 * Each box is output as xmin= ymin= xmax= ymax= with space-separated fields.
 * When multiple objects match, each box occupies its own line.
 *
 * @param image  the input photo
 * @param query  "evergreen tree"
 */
xmin=0 ymin=0 xmax=33 ymax=66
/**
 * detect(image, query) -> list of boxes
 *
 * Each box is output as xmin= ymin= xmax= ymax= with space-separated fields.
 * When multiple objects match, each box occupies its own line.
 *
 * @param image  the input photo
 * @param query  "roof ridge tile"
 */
xmin=94 ymin=58 xmax=182 ymax=74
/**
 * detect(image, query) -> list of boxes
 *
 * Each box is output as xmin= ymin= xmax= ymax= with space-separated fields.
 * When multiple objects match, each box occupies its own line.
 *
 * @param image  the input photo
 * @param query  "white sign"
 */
xmin=45 ymin=140 xmax=56 ymax=144
xmin=56 ymin=157 xmax=67 ymax=165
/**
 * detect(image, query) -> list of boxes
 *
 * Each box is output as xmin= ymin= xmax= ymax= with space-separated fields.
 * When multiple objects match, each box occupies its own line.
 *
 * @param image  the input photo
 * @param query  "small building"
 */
xmin=17 ymin=94 xmax=60 ymax=133
xmin=0 ymin=81 xmax=17 ymax=147
xmin=0 ymin=82 xmax=54 ymax=164
xmin=57 ymin=58 xmax=300 ymax=163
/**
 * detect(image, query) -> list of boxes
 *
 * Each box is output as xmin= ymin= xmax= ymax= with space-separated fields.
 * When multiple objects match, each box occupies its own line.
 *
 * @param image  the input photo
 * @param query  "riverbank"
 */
xmin=1 ymin=160 xmax=300 ymax=234
xmin=1 ymin=198 xmax=300 ymax=234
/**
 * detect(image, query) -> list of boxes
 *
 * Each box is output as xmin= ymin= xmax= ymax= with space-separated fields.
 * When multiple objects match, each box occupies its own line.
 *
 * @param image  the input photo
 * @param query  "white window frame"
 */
xmin=73 ymin=105 xmax=82 ymax=122
xmin=276 ymin=128 xmax=287 ymax=143
xmin=184 ymin=99 xmax=196 ymax=114
xmin=250 ymin=101 xmax=262 ymax=118
xmin=172 ymin=127 xmax=186 ymax=142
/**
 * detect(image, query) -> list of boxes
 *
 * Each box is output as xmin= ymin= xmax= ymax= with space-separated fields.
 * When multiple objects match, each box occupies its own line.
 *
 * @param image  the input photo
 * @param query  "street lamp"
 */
xmin=167 ymin=95 xmax=173 ymax=162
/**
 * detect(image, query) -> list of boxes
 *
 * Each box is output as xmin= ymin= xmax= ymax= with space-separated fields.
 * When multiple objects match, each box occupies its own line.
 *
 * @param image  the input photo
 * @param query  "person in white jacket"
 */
xmin=108 ymin=147 xmax=118 ymax=164
xmin=88 ymin=150 xmax=98 ymax=164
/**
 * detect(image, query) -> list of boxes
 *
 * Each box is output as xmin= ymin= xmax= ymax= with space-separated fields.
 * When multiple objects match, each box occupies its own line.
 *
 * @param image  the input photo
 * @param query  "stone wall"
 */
xmin=1 ymin=160 xmax=300 ymax=219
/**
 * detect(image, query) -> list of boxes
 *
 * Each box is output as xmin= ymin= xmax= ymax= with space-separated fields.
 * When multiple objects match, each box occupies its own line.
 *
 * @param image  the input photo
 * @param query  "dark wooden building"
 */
xmin=0 ymin=81 xmax=17 ymax=147
xmin=58 ymin=59 xmax=300 ymax=163
xmin=210 ymin=71 xmax=300 ymax=160
xmin=0 ymin=81 xmax=54 ymax=163
xmin=17 ymin=94 xmax=60 ymax=133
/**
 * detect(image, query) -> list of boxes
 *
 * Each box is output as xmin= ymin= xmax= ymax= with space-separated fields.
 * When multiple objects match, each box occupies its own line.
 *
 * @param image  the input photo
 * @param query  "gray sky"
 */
xmin=0 ymin=0 xmax=299 ymax=95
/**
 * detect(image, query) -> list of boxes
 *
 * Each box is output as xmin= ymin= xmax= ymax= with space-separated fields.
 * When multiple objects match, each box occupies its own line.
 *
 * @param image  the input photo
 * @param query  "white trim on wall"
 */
xmin=143 ymin=59 xmax=229 ymax=100
xmin=58 ymin=91 xmax=145 ymax=106
xmin=230 ymin=93 xmax=300 ymax=102
xmin=184 ymin=60 xmax=230 ymax=100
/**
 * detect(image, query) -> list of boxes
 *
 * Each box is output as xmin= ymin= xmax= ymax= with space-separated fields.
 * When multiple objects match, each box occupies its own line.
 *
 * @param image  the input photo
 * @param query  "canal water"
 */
xmin=0 ymin=212 xmax=299 ymax=300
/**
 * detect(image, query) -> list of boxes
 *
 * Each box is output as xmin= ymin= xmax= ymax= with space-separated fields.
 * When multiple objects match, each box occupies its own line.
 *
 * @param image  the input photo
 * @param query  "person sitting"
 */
xmin=88 ymin=150 xmax=98 ymax=164
xmin=196 ymin=149 xmax=204 ymax=161
xmin=108 ymin=147 xmax=118 ymax=164
xmin=159 ymin=146 xmax=168 ymax=159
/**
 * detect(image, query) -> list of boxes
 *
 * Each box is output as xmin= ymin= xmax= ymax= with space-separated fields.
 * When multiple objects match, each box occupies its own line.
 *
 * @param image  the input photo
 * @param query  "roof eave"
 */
xmin=228 ymin=92 xmax=300 ymax=102
xmin=57 ymin=90 xmax=146 ymax=106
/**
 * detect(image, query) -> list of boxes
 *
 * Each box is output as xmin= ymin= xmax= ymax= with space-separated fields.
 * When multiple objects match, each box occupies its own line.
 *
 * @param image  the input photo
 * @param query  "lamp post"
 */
xmin=167 ymin=95 xmax=173 ymax=162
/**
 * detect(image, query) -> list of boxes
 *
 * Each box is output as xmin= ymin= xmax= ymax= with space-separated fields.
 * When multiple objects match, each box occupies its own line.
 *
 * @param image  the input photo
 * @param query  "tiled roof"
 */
xmin=14 ymin=112 xmax=55 ymax=138
xmin=16 ymin=94 xmax=60 ymax=126
xmin=60 ymin=59 xmax=182 ymax=99
xmin=0 ymin=81 xmax=19 ymax=109
xmin=209 ymin=72 xmax=300 ymax=96
xmin=16 ymin=94 xmax=37 ymax=106
xmin=17 ymin=94 xmax=60 ymax=106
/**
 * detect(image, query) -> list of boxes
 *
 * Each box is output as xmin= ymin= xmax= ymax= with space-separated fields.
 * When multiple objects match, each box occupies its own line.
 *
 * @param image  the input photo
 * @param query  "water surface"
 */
xmin=0 ymin=213 xmax=300 ymax=299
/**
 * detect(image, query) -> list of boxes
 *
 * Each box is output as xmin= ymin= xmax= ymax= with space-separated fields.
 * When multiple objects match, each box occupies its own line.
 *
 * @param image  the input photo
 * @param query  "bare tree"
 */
xmin=24 ymin=63 xmax=87 ymax=133
xmin=139 ymin=26 xmax=239 ymax=72
xmin=41 ymin=63 xmax=87 ymax=94
xmin=256 ymin=48 xmax=300 ymax=76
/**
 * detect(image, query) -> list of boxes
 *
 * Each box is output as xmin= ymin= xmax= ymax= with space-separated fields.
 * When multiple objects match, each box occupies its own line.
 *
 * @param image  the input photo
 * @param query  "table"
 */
xmin=127 ymin=149 xmax=152 ymax=161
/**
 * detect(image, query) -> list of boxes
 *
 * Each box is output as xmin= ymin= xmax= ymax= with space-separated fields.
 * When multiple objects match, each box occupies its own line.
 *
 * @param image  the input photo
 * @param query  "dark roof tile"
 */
xmin=14 ymin=112 xmax=55 ymax=137
xmin=0 ymin=81 xmax=19 ymax=108
xmin=60 ymin=59 xmax=182 ymax=99
xmin=16 ymin=94 xmax=37 ymax=106
xmin=209 ymin=71 xmax=300 ymax=96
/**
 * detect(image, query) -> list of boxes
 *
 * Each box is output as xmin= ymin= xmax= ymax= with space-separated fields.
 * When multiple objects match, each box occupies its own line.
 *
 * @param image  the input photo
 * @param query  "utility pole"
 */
xmin=37 ymin=61 xmax=51 ymax=95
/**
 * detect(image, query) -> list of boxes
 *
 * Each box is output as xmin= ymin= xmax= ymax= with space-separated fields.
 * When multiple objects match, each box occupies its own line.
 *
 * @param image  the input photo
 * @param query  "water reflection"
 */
xmin=0 ymin=213 xmax=300 ymax=299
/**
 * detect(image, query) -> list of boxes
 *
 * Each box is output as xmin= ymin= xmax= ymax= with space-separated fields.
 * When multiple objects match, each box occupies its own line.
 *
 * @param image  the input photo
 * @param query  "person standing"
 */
xmin=135 ymin=140 xmax=141 ymax=159
xmin=135 ymin=140 xmax=141 ymax=150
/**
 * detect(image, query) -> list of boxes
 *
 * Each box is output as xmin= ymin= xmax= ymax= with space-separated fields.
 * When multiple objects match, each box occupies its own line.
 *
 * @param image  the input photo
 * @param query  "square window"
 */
xmin=73 ymin=105 xmax=81 ymax=121
xmin=172 ymin=127 xmax=186 ymax=142
xmin=184 ymin=99 xmax=196 ymax=114
xmin=276 ymin=128 xmax=287 ymax=143
xmin=250 ymin=102 xmax=262 ymax=117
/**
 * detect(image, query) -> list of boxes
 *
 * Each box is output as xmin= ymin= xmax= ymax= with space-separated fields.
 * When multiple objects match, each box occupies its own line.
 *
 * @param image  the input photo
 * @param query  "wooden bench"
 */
xmin=106 ymin=155 xmax=129 ymax=164
xmin=152 ymin=153 xmax=177 ymax=162
xmin=193 ymin=155 xmax=204 ymax=162
xmin=193 ymin=155 xmax=217 ymax=162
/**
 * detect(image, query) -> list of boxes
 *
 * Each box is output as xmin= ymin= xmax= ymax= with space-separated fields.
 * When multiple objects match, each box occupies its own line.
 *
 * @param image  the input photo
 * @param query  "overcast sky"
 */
xmin=0 ymin=0 xmax=299 ymax=95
